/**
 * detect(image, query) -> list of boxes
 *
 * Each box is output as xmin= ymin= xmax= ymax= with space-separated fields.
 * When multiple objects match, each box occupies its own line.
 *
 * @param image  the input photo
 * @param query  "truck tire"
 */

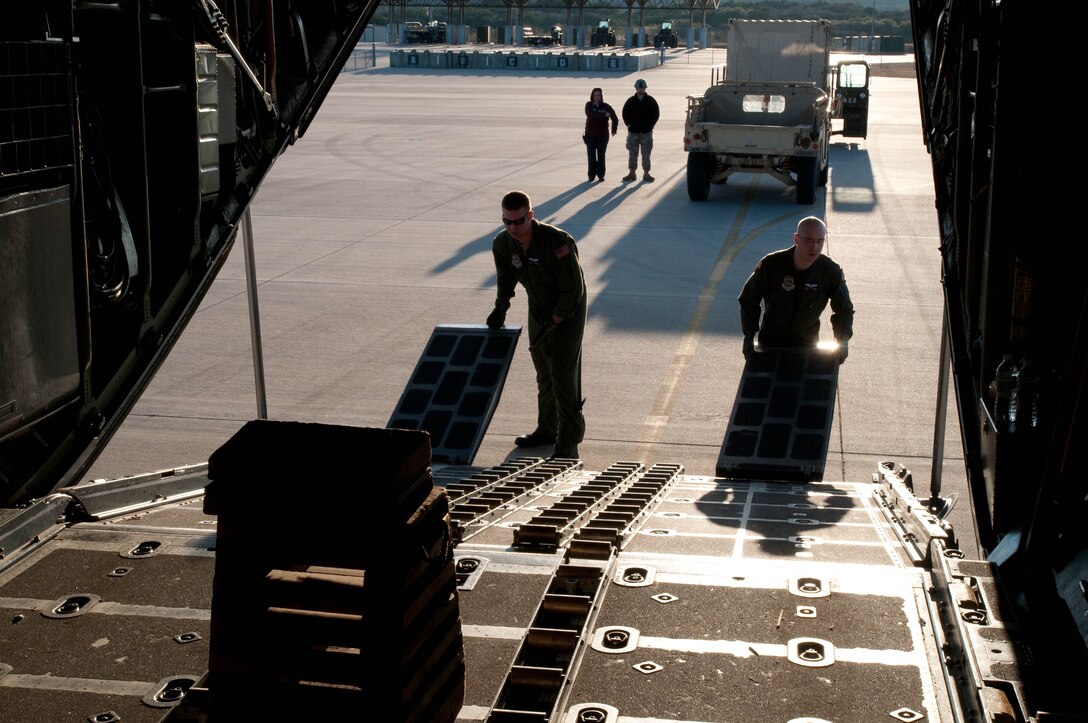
xmin=795 ymin=157 xmax=817 ymax=204
xmin=818 ymin=162 xmax=829 ymax=187
xmin=687 ymin=152 xmax=713 ymax=201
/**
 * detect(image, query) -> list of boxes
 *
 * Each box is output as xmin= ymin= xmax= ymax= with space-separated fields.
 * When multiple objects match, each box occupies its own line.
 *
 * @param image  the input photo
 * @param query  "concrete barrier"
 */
xmin=453 ymin=50 xmax=473 ymax=69
xmin=422 ymin=50 xmax=443 ymax=68
xmin=548 ymin=52 xmax=576 ymax=71
xmin=391 ymin=49 xmax=423 ymax=68
xmin=391 ymin=47 xmax=661 ymax=72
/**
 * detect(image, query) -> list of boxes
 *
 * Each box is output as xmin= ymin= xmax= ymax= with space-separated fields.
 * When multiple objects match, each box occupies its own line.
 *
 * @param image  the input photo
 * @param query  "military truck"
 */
xmin=524 ymin=25 xmax=562 ymax=46
xmin=653 ymin=20 xmax=678 ymax=48
xmin=684 ymin=19 xmax=868 ymax=204
xmin=406 ymin=20 xmax=446 ymax=44
xmin=404 ymin=21 xmax=428 ymax=43
xmin=590 ymin=18 xmax=616 ymax=47
xmin=402 ymin=20 xmax=424 ymax=42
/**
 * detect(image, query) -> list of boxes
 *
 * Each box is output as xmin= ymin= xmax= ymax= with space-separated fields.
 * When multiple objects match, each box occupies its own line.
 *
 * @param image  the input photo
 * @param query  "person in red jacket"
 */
xmin=584 ymin=87 xmax=618 ymax=182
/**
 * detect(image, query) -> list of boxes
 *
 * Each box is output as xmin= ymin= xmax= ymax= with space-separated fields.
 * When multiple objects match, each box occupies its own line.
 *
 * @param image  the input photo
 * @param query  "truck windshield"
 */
xmin=838 ymin=63 xmax=869 ymax=88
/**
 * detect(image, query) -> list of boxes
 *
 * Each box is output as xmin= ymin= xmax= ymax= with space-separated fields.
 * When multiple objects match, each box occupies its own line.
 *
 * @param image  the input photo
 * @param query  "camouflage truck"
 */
xmin=524 ymin=25 xmax=562 ymax=46
xmin=590 ymin=18 xmax=616 ymax=47
xmin=653 ymin=20 xmax=678 ymax=48
xmin=683 ymin=19 xmax=867 ymax=204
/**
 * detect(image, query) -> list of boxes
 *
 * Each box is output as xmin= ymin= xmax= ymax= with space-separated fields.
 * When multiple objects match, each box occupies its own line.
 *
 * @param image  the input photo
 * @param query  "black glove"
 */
xmin=837 ymin=343 xmax=849 ymax=365
xmin=742 ymin=335 xmax=755 ymax=360
xmin=486 ymin=298 xmax=511 ymax=330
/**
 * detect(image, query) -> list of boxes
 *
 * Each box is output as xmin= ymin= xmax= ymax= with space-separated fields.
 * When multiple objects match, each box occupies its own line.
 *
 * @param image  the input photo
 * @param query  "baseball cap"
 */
xmin=634 ymin=78 xmax=647 ymax=89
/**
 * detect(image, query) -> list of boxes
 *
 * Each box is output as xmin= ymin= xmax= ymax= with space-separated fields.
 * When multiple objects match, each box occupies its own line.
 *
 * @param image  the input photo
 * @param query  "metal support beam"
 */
xmin=242 ymin=208 xmax=268 ymax=420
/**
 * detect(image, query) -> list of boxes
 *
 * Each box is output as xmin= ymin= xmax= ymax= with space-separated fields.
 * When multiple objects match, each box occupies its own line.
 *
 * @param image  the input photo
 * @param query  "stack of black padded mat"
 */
xmin=203 ymin=420 xmax=464 ymax=722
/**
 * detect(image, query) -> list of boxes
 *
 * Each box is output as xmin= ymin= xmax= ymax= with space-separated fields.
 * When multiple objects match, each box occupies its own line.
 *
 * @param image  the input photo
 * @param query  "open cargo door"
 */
xmin=0 ymin=1 xmax=381 ymax=505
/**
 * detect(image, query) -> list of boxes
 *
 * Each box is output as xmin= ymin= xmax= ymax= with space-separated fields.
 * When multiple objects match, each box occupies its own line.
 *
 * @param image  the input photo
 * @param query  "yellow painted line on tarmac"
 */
xmin=636 ymin=178 xmax=799 ymax=461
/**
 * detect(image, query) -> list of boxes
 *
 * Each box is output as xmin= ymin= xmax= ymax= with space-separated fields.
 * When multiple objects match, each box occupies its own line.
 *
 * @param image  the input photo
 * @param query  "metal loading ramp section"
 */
xmin=717 ymin=347 xmax=840 ymax=482
xmin=440 ymin=467 xmax=957 ymax=723
xmin=388 ymin=324 xmax=521 ymax=465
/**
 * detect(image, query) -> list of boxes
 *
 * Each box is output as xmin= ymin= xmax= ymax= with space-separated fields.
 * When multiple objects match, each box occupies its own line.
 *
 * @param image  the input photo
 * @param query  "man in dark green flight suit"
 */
xmin=486 ymin=190 xmax=587 ymax=459
xmin=738 ymin=216 xmax=854 ymax=363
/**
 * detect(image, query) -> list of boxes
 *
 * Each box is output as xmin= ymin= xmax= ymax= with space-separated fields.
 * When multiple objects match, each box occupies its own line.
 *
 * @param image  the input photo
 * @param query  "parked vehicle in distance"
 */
xmin=524 ymin=25 xmax=563 ymax=46
xmin=406 ymin=20 xmax=446 ymax=44
xmin=653 ymin=21 xmax=678 ymax=48
xmin=590 ymin=19 xmax=616 ymax=47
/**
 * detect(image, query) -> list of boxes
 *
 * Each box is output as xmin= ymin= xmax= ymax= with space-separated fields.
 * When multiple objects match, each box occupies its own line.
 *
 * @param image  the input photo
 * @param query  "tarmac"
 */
xmin=85 ymin=48 xmax=978 ymax=556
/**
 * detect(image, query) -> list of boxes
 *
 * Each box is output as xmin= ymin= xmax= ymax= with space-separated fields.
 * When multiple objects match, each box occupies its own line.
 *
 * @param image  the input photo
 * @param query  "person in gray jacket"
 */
xmin=738 ymin=216 xmax=854 ymax=363
xmin=621 ymin=78 xmax=660 ymax=183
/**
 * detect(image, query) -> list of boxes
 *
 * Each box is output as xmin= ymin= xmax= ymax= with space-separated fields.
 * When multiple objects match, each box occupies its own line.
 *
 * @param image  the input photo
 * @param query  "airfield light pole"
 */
xmin=870 ymin=0 xmax=877 ymax=53
xmin=242 ymin=208 xmax=268 ymax=420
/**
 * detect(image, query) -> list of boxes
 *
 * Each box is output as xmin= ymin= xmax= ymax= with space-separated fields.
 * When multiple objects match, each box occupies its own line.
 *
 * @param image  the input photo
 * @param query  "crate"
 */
xmin=204 ymin=421 xmax=464 ymax=721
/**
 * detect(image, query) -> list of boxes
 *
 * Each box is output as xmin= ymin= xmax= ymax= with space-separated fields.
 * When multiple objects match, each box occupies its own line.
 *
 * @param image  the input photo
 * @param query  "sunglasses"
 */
xmin=501 ymin=212 xmax=530 ymax=226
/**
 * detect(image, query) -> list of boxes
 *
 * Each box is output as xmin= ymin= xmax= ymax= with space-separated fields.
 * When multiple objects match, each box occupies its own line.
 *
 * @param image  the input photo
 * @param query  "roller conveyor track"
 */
xmin=448 ymin=458 xmax=584 ymax=543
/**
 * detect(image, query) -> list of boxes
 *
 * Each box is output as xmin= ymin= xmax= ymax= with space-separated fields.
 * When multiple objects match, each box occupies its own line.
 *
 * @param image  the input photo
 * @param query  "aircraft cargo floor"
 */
xmin=0 ymin=461 xmax=965 ymax=722
xmin=440 ymin=464 xmax=950 ymax=723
